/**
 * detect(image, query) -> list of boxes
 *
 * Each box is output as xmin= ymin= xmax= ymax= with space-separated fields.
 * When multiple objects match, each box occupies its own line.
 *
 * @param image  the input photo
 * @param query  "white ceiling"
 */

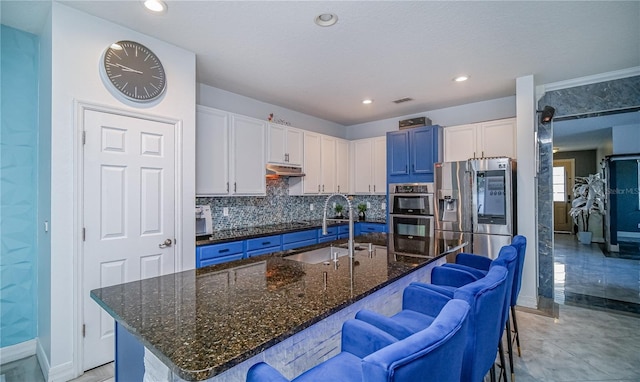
xmin=2 ymin=1 xmax=639 ymax=127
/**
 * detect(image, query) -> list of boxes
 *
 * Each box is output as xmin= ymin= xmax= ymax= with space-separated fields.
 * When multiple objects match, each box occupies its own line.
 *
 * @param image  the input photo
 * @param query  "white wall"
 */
xmin=37 ymin=6 xmax=53 ymax=366
xmin=345 ymin=96 xmax=516 ymax=140
xmin=197 ymin=83 xmax=346 ymax=138
xmin=612 ymin=123 xmax=640 ymax=154
xmin=515 ymin=75 xmax=538 ymax=309
xmin=44 ymin=3 xmax=196 ymax=380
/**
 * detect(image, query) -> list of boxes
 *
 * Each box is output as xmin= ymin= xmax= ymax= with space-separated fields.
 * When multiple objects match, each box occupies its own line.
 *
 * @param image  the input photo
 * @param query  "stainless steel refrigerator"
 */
xmin=434 ymin=160 xmax=473 ymax=261
xmin=469 ymin=157 xmax=517 ymax=257
xmin=434 ymin=157 xmax=516 ymax=259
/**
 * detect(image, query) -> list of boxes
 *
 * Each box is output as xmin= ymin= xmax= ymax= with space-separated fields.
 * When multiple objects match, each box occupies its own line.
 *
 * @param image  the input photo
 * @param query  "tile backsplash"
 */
xmin=196 ymin=178 xmax=387 ymax=231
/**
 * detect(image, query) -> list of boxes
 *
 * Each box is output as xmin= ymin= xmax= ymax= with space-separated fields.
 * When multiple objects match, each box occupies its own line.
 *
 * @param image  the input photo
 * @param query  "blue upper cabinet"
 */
xmin=387 ymin=131 xmax=410 ymax=176
xmin=387 ymin=125 xmax=442 ymax=183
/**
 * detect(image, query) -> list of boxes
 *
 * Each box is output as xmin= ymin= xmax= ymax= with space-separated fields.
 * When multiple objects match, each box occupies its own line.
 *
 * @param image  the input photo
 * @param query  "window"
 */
xmin=553 ymin=166 xmax=566 ymax=202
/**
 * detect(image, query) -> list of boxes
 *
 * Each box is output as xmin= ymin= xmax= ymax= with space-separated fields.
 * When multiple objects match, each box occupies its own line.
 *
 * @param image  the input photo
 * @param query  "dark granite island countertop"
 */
xmin=91 ymin=233 xmax=451 ymax=381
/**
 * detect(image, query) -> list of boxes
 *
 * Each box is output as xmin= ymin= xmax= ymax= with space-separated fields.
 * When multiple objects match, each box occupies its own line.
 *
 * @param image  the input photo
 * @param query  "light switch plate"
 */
xmin=381 ymin=202 xmax=386 ymax=210
xmin=223 ymin=207 xmax=229 ymax=217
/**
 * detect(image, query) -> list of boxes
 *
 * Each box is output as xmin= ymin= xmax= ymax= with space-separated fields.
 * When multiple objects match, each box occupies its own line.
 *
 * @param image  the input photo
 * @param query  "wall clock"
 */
xmin=101 ymin=40 xmax=166 ymax=103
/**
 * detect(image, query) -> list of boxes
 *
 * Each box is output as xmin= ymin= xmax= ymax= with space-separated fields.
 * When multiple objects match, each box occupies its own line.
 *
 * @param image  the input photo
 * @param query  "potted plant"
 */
xmin=569 ymin=173 xmax=605 ymax=244
xmin=357 ymin=203 xmax=367 ymax=221
xmin=334 ymin=204 xmax=344 ymax=219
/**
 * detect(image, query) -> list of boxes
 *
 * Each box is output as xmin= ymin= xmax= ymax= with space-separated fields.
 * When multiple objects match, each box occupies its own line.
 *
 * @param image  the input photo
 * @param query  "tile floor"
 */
xmin=2 ymin=234 xmax=639 ymax=382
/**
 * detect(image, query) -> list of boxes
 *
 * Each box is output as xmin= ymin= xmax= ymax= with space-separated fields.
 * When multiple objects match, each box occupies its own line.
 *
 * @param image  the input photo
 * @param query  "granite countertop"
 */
xmin=91 ymin=232 xmax=445 ymax=381
xmin=196 ymin=218 xmax=387 ymax=246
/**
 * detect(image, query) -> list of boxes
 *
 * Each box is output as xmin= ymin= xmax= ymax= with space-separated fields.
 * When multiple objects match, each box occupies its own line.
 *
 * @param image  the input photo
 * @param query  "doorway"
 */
xmin=80 ymin=107 xmax=179 ymax=370
xmin=553 ymin=159 xmax=575 ymax=233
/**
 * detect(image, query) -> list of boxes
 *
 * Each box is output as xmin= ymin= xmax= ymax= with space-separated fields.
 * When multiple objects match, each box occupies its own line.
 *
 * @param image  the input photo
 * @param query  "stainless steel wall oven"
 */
xmin=388 ymin=183 xmax=435 ymax=257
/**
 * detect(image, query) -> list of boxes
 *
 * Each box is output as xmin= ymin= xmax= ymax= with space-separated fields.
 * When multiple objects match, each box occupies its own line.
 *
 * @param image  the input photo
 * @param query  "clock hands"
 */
xmin=115 ymin=63 xmax=143 ymax=75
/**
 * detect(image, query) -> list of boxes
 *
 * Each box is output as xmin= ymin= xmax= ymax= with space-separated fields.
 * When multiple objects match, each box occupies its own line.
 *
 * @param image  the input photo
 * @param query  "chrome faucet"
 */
xmin=322 ymin=193 xmax=355 ymax=259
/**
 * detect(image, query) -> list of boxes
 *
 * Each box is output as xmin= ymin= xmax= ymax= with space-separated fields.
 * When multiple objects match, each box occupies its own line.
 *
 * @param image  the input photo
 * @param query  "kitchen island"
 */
xmin=91 ymin=233 xmax=456 ymax=382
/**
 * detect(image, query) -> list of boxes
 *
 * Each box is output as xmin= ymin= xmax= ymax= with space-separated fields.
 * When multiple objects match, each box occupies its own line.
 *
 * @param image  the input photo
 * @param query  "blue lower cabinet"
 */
xmin=282 ymin=229 xmax=318 ymax=250
xmin=358 ymin=222 xmax=387 ymax=233
xmin=197 ymin=241 xmax=244 ymax=268
xmin=245 ymin=235 xmax=282 ymax=258
xmin=318 ymin=226 xmax=338 ymax=243
xmin=337 ymin=224 xmax=350 ymax=239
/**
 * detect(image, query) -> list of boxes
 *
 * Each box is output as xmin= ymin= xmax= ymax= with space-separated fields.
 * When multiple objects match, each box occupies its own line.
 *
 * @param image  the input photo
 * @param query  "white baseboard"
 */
xmin=35 ymin=342 xmax=77 ymax=382
xmin=46 ymin=360 xmax=75 ymax=382
xmin=0 ymin=339 xmax=37 ymax=365
xmin=36 ymin=340 xmax=50 ymax=381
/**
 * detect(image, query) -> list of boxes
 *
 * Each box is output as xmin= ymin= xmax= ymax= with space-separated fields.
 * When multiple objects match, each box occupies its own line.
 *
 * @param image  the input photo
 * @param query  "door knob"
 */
xmin=159 ymin=239 xmax=173 ymax=248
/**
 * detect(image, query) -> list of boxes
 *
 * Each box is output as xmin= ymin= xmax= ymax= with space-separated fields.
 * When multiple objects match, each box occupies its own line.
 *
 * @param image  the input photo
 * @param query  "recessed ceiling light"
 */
xmin=453 ymin=75 xmax=469 ymax=82
xmin=315 ymin=13 xmax=338 ymax=27
xmin=362 ymin=99 xmax=373 ymax=105
xmin=144 ymin=0 xmax=167 ymax=13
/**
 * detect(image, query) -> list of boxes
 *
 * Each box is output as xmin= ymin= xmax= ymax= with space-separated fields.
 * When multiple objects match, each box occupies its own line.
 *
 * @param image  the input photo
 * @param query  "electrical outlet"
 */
xmin=381 ymin=202 xmax=386 ymax=210
xmin=637 ymin=223 xmax=640 ymax=229
xmin=223 ymin=207 xmax=229 ymax=217
xmin=333 ymin=202 xmax=336 ymax=208
xmin=366 ymin=202 xmax=371 ymax=209
xmin=310 ymin=204 xmax=314 ymax=211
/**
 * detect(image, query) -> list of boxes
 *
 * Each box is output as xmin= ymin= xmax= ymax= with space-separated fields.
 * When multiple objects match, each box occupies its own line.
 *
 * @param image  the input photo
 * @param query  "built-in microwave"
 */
xmin=389 ymin=183 xmax=435 ymax=216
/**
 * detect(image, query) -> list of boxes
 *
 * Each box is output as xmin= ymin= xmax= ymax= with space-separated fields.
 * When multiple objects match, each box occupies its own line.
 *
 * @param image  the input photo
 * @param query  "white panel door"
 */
xmin=444 ymin=124 xmax=477 ymax=162
xmin=82 ymin=110 xmax=176 ymax=370
xmin=196 ymin=106 xmax=229 ymax=195
xmin=230 ymin=114 xmax=266 ymax=195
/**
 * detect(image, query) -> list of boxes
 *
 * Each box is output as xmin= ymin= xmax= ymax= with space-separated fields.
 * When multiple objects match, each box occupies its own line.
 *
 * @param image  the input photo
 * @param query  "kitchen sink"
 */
xmin=284 ymin=242 xmax=375 ymax=264
xmin=284 ymin=246 xmax=350 ymax=264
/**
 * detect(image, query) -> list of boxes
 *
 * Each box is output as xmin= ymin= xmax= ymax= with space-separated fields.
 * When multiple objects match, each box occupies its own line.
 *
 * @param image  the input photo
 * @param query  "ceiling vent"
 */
xmin=392 ymin=97 xmax=414 ymax=104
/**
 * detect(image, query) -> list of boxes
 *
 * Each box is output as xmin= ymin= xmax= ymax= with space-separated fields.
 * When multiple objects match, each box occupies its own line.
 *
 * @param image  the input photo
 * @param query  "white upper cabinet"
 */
xmin=196 ymin=106 xmax=229 ymax=196
xmin=267 ymin=123 xmax=303 ymax=166
xmin=336 ymin=139 xmax=350 ymax=194
xmin=320 ymin=135 xmax=337 ymax=194
xmin=229 ymin=114 xmax=267 ymax=195
xmin=352 ymin=136 xmax=386 ymax=195
xmin=443 ymin=117 xmax=516 ymax=162
xmin=196 ymin=106 xmax=266 ymax=196
xmin=290 ymin=132 xmax=350 ymax=195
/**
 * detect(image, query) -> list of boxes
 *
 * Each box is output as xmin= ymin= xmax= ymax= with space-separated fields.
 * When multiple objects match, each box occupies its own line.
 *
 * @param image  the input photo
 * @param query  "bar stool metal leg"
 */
xmin=506 ymin=318 xmax=515 ymax=381
xmin=511 ymin=305 xmax=522 ymax=357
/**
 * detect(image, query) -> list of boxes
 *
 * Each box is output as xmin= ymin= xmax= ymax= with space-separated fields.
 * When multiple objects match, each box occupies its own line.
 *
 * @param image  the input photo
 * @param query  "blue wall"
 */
xmin=612 ymin=159 xmax=640 ymax=233
xmin=1 ymin=25 xmax=39 ymax=348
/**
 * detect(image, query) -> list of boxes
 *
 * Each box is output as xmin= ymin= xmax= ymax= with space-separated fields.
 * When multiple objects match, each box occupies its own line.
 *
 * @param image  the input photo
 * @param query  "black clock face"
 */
xmin=102 ymin=41 xmax=166 ymax=102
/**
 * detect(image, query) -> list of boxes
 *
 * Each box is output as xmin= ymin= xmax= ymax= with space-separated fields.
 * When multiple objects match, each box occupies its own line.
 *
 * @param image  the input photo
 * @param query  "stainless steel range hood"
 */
xmin=266 ymin=164 xmax=305 ymax=177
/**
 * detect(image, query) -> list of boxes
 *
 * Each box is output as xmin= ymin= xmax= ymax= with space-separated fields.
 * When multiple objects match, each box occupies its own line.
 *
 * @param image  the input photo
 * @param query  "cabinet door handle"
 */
xmin=219 ymin=248 xmax=230 ymax=254
xmin=369 ymin=185 xmax=371 ymax=192
xmin=337 ymin=185 xmax=340 ymax=193
xmin=373 ymin=185 xmax=376 ymax=192
xmin=481 ymin=151 xmax=484 ymax=158
xmin=226 ymin=182 xmax=229 ymax=193
xmin=405 ymin=165 xmax=408 ymax=173
xmin=234 ymin=182 xmax=237 ymax=192
xmin=322 ymin=185 xmax=325 ymax=192
xmin=318 ymin=185 xmax=321 ymax=193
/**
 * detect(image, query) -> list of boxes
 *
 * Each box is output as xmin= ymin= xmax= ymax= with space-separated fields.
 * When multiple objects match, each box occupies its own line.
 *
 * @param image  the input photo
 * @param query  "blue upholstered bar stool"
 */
xmin=444 ymin=236 xmax=528 ymax=357
xmin=436 ymin=242 xmax=523 ymax=381
xmin=356 ymin=265 xmax=509 ymax=382
xmin=246 ymin=299 xmax=471 ymax=382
